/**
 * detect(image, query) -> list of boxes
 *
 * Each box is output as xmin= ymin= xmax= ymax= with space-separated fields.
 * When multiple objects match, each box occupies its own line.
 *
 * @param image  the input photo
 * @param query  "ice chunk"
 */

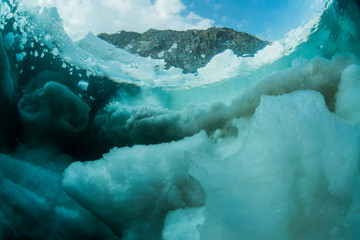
xmin=168 ymin=43 xmax=178 ymax=52
xmin=78 ymin=80 xmax=89 ymax=91
xmin=44 ymin=34 xmax=52 ymax=41
xmin=89 ymin=99 xmax=230 ymax=150
xmin=335 ymin=64 xmax=360 ymax=124
xmin=52 ymin=47 xmax=59 ymax=56
xmin=61 ymin=132 xmax=211 ymax=239
xmin=158 ymin=51 xmax=165 ymax=58
xmin=229 ymin=55 xmax=359 ymax=117
xmin=15 ymin=51 xmax=26 ymax=62
xmin=18 ymin=81 xmax=90 ymax=148
xmin=4 ymin=32 xmax=15 ymax=50
xmin=190 ymin=90 xmax=360 ymax=240
xmin=162 ymin=207 xmax=204 ymax=240
xmin=0 ymin=152 xmax=118 ymax=239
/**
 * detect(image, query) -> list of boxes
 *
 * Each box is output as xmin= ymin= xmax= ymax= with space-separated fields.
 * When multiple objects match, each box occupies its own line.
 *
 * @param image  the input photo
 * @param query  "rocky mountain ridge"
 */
xmin=98 ymin=27 xmax=269 ymax=73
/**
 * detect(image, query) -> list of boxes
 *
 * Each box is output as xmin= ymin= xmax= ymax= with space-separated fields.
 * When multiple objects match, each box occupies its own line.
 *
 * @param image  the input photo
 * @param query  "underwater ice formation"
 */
xmin=0 ymin=0 xmax=360 ymax=239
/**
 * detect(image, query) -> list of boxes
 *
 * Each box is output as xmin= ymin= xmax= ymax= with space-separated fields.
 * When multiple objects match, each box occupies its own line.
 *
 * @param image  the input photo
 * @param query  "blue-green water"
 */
xmin=0 ymin=0 xmax=360 ymax=239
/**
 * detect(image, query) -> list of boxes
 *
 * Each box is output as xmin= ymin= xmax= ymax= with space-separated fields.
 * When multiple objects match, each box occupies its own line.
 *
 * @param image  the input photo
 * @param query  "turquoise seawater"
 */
xmin=0 ymin=0 xmax=360 ymax=239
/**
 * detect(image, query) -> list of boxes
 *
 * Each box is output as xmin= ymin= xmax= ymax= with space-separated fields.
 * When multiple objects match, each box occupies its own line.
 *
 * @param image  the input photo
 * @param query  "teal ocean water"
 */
xmin=0 ymin=0 xmax=360 ymax=239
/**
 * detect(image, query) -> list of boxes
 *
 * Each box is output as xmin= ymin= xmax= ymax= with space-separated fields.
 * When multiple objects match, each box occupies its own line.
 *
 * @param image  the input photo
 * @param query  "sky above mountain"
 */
xmin=181 ymin=0 xmax=326 ymax=40
xmin=22 ymin=0 xmax=327 ymax=40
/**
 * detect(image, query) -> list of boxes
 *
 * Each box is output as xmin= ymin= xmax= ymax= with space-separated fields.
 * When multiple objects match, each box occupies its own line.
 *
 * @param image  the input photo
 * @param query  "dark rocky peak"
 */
xmin=100 ymin=30 xmax=141 ymax=49
xmin=98 ymin=27 xmax=269 ymax=73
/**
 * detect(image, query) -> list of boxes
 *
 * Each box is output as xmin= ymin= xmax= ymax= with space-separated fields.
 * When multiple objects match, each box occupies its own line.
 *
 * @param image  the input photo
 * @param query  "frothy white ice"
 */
xmin=62 ymin=56 xmax=360 ymax=239
xmin=1 ymin=0 xmax=360 ymax=239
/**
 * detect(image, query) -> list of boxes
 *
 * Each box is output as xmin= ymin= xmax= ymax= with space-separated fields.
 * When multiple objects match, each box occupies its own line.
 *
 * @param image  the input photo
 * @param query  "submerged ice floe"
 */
xmin=192 ymin=90 xmax=360 ymax=240
xmin=0 ymin=150 xmax=117 ymax=240
xmin=62 ymin=132 xmax=209 ymax=239
xmin=62 ymin=57 xmax=360 ymax=240
xmin=1 ymin=0 xmax=360 ymax=239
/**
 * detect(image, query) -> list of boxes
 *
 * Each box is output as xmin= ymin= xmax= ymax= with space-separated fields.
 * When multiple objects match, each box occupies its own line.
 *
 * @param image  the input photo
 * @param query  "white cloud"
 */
xmin=214 ymin=4 xmax=221 ymax=11
xmin=21 ymin=0 xmax=214 ymax=37
xmin=155 ymin=0 xmax=185 ymax=18
xmin=222 ymin=16 xmax=228 ymax=23
xmin=236 ymin=19 xmax=248 ymax=30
